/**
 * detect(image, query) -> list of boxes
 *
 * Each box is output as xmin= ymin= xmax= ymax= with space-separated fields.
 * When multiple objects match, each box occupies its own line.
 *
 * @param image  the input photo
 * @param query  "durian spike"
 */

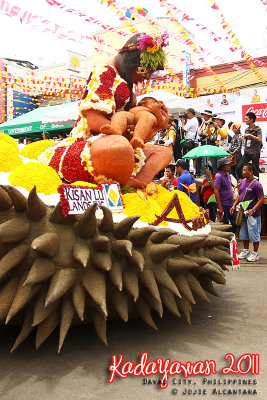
xmin=159 ymin=287 xmax=181 ymax=317
xmin=58 ymin=297 xmax=75 ymax=353
xmin=183 ymin=254 xmax=211 ymax=266
xmin=0 ymin=186 xmax=12 ymax=210
xmin=2 ymin=185 xmax=27 ymax=212
xmin=205 ymin=260 xmax=225 ymax=275
xmin=196 ymin=263 xmax=224 ymax=277
xmin=135 ymin=298 xmax=158 ymax=330
xmin=10 ymin=307 xmax=34 ymax=352
xmin=72 ymin=284 xmax=86 ymax=321
xmin=35 ymin=310 xmax=59 ymax=349
xmin=110 ymin=290 xmax=128 ymax=322
xmin=32 ymin=291 xmax=60 ymax=326
xmin=98 ymin=206 xmax=114 ymax=232
xmin=75 ymin=204 xmax=97 ymax=239
xmin=0 ymin=276 xmax=20 ymax=320
xmin=153 ymin=268 xmax=181 ymax=298
xmin=31 ymin=232 xmax=60 ymax=258
xmin=82 ymin=269 xmax=107 ymax=316
xmin=201 ymin=235 xmax=229 ymax=248
xmin=142 ymin=290 xmax=163 ymax=317
xmin=167 ymin=258 xmax=198 ymax=274
xmin=127 ymin=250 xmax=145 ymax=271
xmin=150 ymin=244 xmax=179 ymax=264
xmin=217 ymin=245 xmax=231 ymax=253
xmin=167 ymin=234 xmax=206 ymax=250
xmin=209 ymin=222 xmax=232 ymax=231
xmin=113 ymin=216 xmax=140 ymax=239
xmin=210 ymin=229 xmax=234 ymax=240
xmin=108 ymin=262 xmax=123 ymax=291
xmin=0 ymin=244 xmax=7 ymax=259
xmin=24 ymin=257 xmax=56 ymax=286
xmin=111 ymin=240 xmax=133 ymax=259
xmin=198 ymin=276 xmax=220 ymax=297
xmin=49 ymin=202 xmax=76 ymax=225
xmin=0 ymin=244 xmax=29 ymax=280
xmin=150 ymin=228 xmax=177 ymax=244
xmin=185 ymin=272 xmax=212 ymax=305
xmin=176 ymin=297 xmax=191 ymax=324
xmin=140 ymin=269 xmax=161 ymax=303
xmin=128 ymin=226 xmax=156 ymax=248
xmin=0 ymin=218 xmax=30 ymax=243
xmin=45 ymin=268 xmax=77 ymax=307
xmin=207 ymin=273 xmax=226 ymax=285
xmin=205 ymin=248 xmax=232 ymax=262
xmin=123 ymin=270 xmax=139 ymax=301
xmin=72 ymin=242 xmax=90 ymax=268
xmin=92 ymin=311 xmax=107 ymax=346
xmin=6 ymin=274 xmax=41 ymax=323
xmin=219 ymin=264 xmax=229 ymax=271
xmin=91 ymin=251 xmax=112 ymax=271
xmin=27 ymin=186 xmax=47 ymax=221
xmin=92 ymin=236 xmax=110 ymax=252
xmin=172 ymin=274 xmax=196 ymax=305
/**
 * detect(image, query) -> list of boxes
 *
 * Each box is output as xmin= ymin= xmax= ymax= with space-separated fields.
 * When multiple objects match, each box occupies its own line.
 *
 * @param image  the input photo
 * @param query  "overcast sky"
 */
xmin=0 ymin=0 xmax=266 ymax=68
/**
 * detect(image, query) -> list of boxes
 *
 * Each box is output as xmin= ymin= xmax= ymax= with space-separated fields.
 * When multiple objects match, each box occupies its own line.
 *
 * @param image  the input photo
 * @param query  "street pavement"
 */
xmin=0 ymin=239 xmax=266 ymax=400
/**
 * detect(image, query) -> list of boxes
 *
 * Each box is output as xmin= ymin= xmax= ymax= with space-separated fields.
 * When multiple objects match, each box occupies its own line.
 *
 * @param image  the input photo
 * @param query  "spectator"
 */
xmin=230 ymin=163 xmax=264 ymax=262
xmin=160 ymin=164 xmax=178 ymax=191
xmin=152 ymin=129 xmax=166 ymax=145
xmin=236 ymin=112 xmax=262 ymax=180
xmin=196 ymin=110 xmax=215 ymax=176
xmin=175 ymin=159 xmax=197 ymax=204
xmin=164 ymin=119 xmax=177 ymax=162
xmin=58 ymin=133 xmax=65 ymax=140
xmin=250 ymin=89 xmax=260 ymax=103
xmin=201 ymin=164 xmax=217 ymax=222
xmin=42 ymin=132 xmax=50 ymax=140
xmin=214 ymin=158 xmax=237 ymax=233
xmin=26 ymin=137 xmax=33 ymax=145
xmin=18 ymin=137 xmax=25 ymax=152
xmin=220 ymin=94 xmax=229 ymax=105
xmin=228 ymin=122 xmax=242 ymax=180
xmin=260 ymin=167 xmax=265 ymax=173
xmin=181 ymin=108 xmax=199 ymax=154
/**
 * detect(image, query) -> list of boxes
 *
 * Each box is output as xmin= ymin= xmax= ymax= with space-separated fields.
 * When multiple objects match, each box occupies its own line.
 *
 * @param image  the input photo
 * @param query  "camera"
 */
xmin=179 ymin=114 xmax=187 ymax=119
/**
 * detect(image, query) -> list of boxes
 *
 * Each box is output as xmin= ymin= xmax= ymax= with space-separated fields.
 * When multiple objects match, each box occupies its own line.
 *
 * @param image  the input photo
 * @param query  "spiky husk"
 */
xmin=0 ymin=185 xmax=232 ymax=351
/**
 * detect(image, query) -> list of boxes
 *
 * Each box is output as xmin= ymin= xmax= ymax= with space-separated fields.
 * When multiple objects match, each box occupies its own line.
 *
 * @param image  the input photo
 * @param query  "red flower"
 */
xmin=61 ymin=139 xmax=94 ymax=183
xmin=114 ymin=82 xmax=130 ymax=110
xmin=95 ymin=66 xmax=116 ymax=101
xmin=49 ymin=146 xmax=66 ymax=173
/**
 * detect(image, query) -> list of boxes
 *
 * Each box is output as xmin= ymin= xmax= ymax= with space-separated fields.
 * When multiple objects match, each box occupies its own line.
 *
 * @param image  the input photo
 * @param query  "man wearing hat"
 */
xmin=214 ymin=157 xmax=237 ymax=233
xmin=198 ymin=110 xmax=215 ymax=146
xmin=209 ymin=115 xmax=228 ymax=173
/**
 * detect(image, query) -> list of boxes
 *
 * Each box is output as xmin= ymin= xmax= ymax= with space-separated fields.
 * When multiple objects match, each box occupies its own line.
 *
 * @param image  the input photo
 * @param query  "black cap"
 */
xmin=217 ymin=157 xmax=231 ymax=168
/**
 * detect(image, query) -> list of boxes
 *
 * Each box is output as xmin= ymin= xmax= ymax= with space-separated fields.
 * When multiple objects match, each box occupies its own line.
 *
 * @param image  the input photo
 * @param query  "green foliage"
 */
xmin=121 ymin=184 xmax=136 ymax=194
xmin=140 ymin=48 xmax=167 ymax=71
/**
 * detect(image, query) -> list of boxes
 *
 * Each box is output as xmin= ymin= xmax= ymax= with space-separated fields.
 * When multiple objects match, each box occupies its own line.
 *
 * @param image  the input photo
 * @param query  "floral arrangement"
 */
xmin=137 ymin=30 xmax=169 ymax=71
xmin=131 ymin=147 xmax=146 ymax=177
xmin=0 ymin=132 xmax=18 ymax=153
xmin=0 ymin=141 xmax=22 ymax=172
xmin=20 ymin=139 xmax=56 ymax=160
xmin=122 ymin=185 xmax=203 ymax=226
xmin=8 ymin=162 xmax=62 ymax=195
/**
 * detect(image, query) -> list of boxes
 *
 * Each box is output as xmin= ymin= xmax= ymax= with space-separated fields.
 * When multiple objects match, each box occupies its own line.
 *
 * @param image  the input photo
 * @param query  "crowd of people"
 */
xmin=154 ymin=109 xmax=265 ymax=263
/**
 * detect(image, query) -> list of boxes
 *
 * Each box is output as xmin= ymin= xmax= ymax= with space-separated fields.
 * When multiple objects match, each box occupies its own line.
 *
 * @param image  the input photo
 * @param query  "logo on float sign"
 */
xmin=242 ymin=103 xmax=267 ymax=122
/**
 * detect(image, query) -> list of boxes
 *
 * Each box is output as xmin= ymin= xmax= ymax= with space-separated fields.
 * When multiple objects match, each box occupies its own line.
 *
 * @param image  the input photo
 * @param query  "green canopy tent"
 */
xmin=0 ymin=103 xmax=75 ymax=139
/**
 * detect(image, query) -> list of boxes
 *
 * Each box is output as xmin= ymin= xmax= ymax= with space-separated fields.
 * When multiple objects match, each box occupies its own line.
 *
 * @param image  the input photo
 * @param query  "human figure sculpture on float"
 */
xmin=39 ymin=27 xmax=172 ymax=189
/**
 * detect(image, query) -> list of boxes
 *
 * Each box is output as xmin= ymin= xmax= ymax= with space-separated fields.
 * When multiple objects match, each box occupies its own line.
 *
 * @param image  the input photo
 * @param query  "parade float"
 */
xmin=0 ymin=131 xmax=233 ymax=352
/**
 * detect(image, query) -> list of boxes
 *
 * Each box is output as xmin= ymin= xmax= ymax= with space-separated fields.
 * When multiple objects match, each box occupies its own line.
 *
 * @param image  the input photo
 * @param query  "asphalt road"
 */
xmin=0 ymin=240 xmax=266 ymax=400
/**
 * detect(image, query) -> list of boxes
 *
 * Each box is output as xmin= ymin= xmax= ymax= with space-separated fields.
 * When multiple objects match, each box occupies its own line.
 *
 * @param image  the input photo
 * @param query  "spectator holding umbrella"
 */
xmin=201 ymin=164 xmax=217 ymax=222
xmin=214 ymin=158 xmax=237 ymax=233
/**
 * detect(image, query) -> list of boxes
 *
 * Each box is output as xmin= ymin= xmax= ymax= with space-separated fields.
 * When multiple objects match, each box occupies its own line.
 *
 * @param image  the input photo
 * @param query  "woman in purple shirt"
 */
xmin=230 ymin=163 xmax=264 ymax=262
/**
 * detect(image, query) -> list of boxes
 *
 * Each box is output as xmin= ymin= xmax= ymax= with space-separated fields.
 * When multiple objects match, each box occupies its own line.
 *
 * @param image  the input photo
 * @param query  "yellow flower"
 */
xmin=146 ymin=46 xmax=160 ymax=54
xmin=20 ymin=140 xmax=55 ymax=160
xmin=72 ymin=181 xmax=97 ymax=187
xmin=0 ymin=141 xmax=22 ymax=172
xmin=0 ymin=132 xmax=19 ymax=153
xmin=122 ymin=186 xmax=203 ymax=226
xmin=9 ymin=162 xmax=62 ymax=195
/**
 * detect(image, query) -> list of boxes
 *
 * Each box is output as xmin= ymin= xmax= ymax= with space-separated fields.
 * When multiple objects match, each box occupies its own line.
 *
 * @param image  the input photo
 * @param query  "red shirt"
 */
xmin=202 ymin=174 xmax=215 ymax=203
xmin=161 ymin=177 xmax=178 ymax=190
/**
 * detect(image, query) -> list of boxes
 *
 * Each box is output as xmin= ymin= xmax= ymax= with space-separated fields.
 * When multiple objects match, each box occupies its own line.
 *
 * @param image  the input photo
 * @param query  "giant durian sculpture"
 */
xmin=0 ymin=184 xmax=233 ymax=352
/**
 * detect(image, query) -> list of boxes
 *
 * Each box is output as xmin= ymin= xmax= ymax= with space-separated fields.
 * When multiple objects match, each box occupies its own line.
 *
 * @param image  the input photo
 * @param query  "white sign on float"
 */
xmin=60 ymin=183 xmax=124 ymax=215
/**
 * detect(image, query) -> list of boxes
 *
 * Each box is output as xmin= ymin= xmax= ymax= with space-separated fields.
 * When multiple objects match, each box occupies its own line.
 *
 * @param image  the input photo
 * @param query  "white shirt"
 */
xmin=183 ymin=117 xmax=199 ymax=141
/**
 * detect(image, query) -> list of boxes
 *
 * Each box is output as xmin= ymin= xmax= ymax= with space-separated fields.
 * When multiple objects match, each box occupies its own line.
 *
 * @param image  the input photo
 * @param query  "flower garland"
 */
xmin=131 ymin=147 xmax=146 ymax=177
xmin=71 ymin=116 xmax=91 ymax=139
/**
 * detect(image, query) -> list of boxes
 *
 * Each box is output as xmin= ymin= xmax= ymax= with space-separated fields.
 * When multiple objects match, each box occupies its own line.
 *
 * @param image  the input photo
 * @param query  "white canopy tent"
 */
xmin=42 ymin=101 xmax=79 ymax=126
